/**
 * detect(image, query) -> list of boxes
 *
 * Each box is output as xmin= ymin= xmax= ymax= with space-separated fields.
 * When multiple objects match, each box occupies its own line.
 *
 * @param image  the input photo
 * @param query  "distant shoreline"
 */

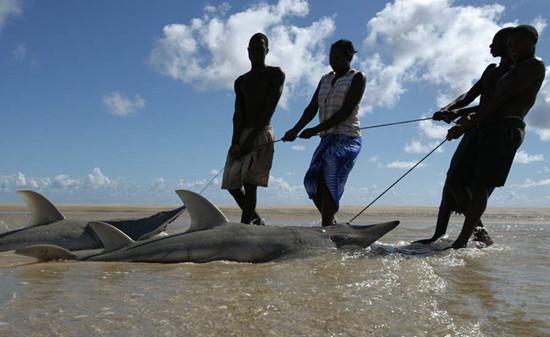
xmin=1 ymin=204 xmax=549 ymax=225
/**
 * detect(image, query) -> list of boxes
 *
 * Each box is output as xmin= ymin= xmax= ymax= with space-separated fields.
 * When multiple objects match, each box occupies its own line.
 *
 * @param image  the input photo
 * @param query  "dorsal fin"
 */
xmin=15 ymin=244 xmax=76 ymax=261
xmin=88 ymin=221 xmax=134 ymax=253
xmin=17 ymin=190 xmax=65 ymax=227
xmin=88 ymin=222 xmax=134 ymax=253
xmin=175 ymin=189 xmax=229 ymax=232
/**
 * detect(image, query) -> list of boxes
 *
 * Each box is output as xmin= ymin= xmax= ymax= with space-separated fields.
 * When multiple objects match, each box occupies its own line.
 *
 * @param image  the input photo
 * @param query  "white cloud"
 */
xmin=15 ymin=171 xmax=26 ymax=187
xmin=11 ymin=44 xmax=26 ymax=60
xmin=177 ymin=178 xmax=210 ymax=191
xmin=149 ymin=0 xmax=334 ymax=103
xmin=526 ymin=66 xmax=550 ymax=141
xmin=0 ymin=0 xmax=22 ymax=32
xmin=291 ymin=144 xmax=306 ymax=151
xmin=150 ymin=177 xmax=168 ymax=192
xmin=268 ymin=175 xmax=302 ymax=193
xmin=513 ymin=178 xmax=550 ymax=188
xmin=513 ymin=150 xmax=544 ymax=164
xmin=51 ymin=174 xmax=80 ymax=190
xmin=385 ymin=161 xmax=426 ymax=170
xmin=418 ymin=119 xmax=448 ymax=139
xmin=103 ymin=92 xmax=145 ymax=117
xmin=404 ymin=139 xmax=444 ymax=154
xmin=360 ymin=0 xmax=511 ymax=112
xmin=87 ymin=168 xmax=112 ymax=188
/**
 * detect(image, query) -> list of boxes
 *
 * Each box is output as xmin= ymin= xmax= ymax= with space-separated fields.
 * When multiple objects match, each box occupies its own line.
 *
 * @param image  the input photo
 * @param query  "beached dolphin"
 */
xmin=16 ymin=189 xmax=399 ymax=263
xmin=0 ymin=190 xmax=185 ymax=252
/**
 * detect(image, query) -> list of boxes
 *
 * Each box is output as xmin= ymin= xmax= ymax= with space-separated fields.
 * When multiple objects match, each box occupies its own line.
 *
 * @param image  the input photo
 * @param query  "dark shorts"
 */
xmin=446 ymin=130 xmax=479 ymax=186
xmin=473 ymin=123 xmax=524 ymax=187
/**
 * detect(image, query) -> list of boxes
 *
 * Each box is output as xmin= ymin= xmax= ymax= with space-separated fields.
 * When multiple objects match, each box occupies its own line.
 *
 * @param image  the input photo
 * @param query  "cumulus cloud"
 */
xmin=0 ymin=0 xmax=22 ymax=32
xmin=267 ymin=175 xmax=303 ymax=194
xmin=360 ymin=0 xmax=511 ymax=112
xmin=418 ymin=119 xmax=448 ymax=139
xmin=88 ymin=167 xmax=113 ymax=188
xmin=513 ymin=150 xmax=544 ymax=164
xmin=526 ymin=67 xmax=550 ymax=141
xmin=150 ymin=177 xmax=168 ymax=192
xmin=178 ymin=178 xmax=208 ymax=191
xmin=103 ymin=92 xmax=146 ymax=116
xmin=513 ymin=178 xmax=550 ymax=188
xmin=150 ymin=0 xmax=334 ymax=103
xmin=48 ymin=174 xmax=79 ymax=191
xmin=385 ymin=161 xmax=426 ymax=170
xmin=404 ymin=139 xmax=444 ymax=154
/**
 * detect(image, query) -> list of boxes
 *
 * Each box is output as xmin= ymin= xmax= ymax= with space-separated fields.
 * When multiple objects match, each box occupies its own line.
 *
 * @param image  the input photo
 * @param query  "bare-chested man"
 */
xmin=444 ymin=25 xmax=546 ymax=249
xmin=221 ymin=33 xmax=285 ymax=225
xmin=414 ymin=27 xmax=514 ymax=247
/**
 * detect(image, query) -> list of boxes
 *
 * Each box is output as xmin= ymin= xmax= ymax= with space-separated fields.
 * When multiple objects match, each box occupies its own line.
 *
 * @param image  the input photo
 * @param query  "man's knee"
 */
xmin=228 ymin=188 xmax=243 ymax=197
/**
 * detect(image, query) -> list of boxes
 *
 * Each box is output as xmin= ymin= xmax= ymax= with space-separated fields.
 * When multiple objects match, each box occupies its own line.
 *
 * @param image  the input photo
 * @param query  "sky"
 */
xmin=1 ymin=0 xmax=549 ymax=208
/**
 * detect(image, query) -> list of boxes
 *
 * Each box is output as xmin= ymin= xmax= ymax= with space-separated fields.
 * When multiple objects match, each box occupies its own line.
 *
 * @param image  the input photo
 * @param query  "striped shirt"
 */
xmin=317 ymin=69 xmax=361 ymax=137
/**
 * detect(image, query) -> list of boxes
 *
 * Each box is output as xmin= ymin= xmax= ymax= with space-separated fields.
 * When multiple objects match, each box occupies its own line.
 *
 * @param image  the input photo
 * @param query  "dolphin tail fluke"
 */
xmin=89 ymin=222 xmax=135 ymax=253
xmin=15 ymin=244 xmax=77 ymax=261
xmin=175 ymin=189 xmax=229 ymax=233
xmin=17 ymin=190 xmax=65 ymax=227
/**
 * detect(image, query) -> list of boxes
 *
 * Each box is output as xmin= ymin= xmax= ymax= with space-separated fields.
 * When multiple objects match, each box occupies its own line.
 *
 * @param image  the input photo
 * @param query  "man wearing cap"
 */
xmin=445 ymin=25 xmax=546 ymax=249
xmin=282 ymin=39 xmax=366 ymax=226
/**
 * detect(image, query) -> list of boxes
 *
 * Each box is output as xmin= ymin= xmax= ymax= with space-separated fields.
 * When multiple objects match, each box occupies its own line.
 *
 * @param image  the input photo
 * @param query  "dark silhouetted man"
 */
xmin=221 ymin=33 xmax=285 ymax=225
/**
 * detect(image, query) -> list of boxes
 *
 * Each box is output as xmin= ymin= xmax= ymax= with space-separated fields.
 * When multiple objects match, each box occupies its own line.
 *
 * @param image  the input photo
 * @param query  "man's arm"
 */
xmin=300 ymin=72 xmax=366 ymax=138
xmin=230 ymin=79 xmax=245 ymax=157
xmin=281 ymin=82 xmax=320 ymax=142
xmin=434 ymin=68 xmax=487 ymax=122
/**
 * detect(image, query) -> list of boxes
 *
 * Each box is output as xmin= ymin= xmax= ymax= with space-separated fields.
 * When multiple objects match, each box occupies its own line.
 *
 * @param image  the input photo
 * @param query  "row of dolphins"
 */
xmin=0 ymin=190 xmax=399 ymax=263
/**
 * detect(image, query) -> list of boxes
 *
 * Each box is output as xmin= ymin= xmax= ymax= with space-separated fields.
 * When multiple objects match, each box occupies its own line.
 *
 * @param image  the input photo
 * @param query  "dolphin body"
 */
xmin=0 ymin=190 xmax=185 ymax=252
xmin=17 ymin=189 xmax=400 ymax=263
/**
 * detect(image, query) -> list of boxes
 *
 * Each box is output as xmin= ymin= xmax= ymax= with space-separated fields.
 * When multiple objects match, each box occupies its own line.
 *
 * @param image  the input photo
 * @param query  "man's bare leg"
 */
xmin=317 ymin=176 xmax=337 ymax=227
xmin=414 ymin=183 xmax=454 ymax=244
xmin=452 ymin=183 xmax=491 ymax=249
xmin=228 ymin=187 xmax=260 ymax=224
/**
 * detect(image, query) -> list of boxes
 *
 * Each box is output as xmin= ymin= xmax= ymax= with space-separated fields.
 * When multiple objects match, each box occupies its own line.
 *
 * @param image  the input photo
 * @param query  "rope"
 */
xmin=360 ymin=117 xmax=433 ymax=130
xmin=346 ymin=138 xmax=447 ymax=224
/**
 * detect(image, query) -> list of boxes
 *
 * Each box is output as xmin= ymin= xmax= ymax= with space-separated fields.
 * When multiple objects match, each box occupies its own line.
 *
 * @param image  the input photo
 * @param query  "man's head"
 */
xmin=507 ymin=25 xmax=538 ymax=62
xmin=330 ymin=39 xmax=356 ymax=73
xmin=490 ymin=27 xmax=514 ymax=58
xmin=248 ymin=33 xmax=269 ymax=67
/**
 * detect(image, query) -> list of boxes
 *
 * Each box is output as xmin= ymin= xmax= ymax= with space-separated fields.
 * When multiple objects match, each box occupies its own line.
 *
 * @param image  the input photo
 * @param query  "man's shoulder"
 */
xmin=520 ymin=57 xmax=546 ymax=76
xmin=531 ymin=56 xmax=546 ymax=69
xmin=267 ymin=66 xmax=285 ymax=80
xmin=481 ymin=63 xmax=498 ymax=75
xmin=267 ymin=65 xmax=284 ymax=73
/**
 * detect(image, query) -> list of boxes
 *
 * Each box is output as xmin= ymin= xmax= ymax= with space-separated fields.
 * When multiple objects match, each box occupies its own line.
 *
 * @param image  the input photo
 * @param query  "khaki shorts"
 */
xmin=221 ymin=127 xmax=275 ymax=190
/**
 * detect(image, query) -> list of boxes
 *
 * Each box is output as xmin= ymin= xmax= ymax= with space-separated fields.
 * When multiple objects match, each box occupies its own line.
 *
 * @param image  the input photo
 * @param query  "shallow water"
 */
xmin=0 ymin=209 xmax=549 ymax=337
